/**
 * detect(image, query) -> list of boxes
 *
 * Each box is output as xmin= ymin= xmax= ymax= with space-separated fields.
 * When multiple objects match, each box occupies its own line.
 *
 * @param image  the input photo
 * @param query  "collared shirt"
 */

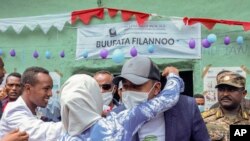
xmin=202 ymin=106 xmax=250 ymax=141
xmin=0 ymin=97 xmax=63 ymax=141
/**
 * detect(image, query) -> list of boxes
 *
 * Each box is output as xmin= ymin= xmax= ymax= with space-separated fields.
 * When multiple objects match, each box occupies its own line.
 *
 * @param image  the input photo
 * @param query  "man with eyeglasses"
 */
xmin=202 ymin=71 xmax=250 ymax=141
xmin=1 ymin=72 xmax=22 ymax=112
xmin=94 ymin=70 xmax=119 ymax=116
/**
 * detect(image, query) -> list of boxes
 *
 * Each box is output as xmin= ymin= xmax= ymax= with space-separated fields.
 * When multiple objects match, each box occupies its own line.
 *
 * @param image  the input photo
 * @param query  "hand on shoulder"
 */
xmin=1 ymin=129 xmax=29 ymax=141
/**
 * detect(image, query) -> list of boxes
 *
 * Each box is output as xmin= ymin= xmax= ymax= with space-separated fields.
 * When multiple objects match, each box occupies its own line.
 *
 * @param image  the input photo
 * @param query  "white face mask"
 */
xmin=122 ymin=91 xmax=148 ymax=109
xmin=198 ymin=105 xmax=205 ymax=112
xmin=102 ymin=91 xmax=113 ymax=106
xmin=122 ymin=83 xmax=156 ymax=109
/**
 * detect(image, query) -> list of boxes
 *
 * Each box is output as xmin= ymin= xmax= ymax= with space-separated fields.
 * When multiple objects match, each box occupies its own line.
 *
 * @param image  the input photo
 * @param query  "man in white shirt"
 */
xmin=0 ymin=66 xmax=63 ymax=141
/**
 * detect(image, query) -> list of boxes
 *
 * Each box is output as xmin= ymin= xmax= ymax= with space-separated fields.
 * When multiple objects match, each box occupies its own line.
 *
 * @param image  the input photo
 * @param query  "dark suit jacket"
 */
xmin=0 ymin=102 xmax=2 ymax=119
xmin=112 ymin=95 xmax=210 ymax=141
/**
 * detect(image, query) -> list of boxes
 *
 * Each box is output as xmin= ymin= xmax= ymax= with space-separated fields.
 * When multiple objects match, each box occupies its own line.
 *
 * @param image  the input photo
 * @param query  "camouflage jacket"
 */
xmin=202 ymin=107 xmax=250 ymax=141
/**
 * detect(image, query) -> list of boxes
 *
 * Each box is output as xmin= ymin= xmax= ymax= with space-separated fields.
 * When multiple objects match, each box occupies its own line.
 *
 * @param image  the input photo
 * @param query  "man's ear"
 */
xmin=243 ymin=90 xmax=247 ymax=97
xmin=24 ymin=84 xmax=32 ymax=93
xmin=112 ymin=85 xmax=117 ymax=94
xmin=154 ymin=82 xmax=162 ymax=96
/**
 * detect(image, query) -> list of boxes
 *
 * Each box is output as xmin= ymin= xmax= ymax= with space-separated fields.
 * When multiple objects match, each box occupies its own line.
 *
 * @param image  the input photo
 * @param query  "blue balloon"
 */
xmin=148 ymin=45 xmax=155 ymax=53
xmin=112 ymin=49 xmax=124 ymax=64
xmin=45 ymin=51 xmax=51 ymax=59
xmin=82 ymin=49 xmax=88 ymax=58
xmin=236 ymin=36 xmax=244 ymax=45
xmin=0 ymin=49 xmax=3 ymax=56
xmin=207 ymin=34 xmax=217 ymax=43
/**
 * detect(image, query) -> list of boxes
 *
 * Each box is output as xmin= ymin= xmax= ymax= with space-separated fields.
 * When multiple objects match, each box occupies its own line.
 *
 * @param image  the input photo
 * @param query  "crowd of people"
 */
xmin=0 ymin=56 xmax=249 ymax=141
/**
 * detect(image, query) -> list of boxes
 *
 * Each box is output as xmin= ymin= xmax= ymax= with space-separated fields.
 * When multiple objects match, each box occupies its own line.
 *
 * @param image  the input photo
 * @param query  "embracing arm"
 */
xmin=122 ymin=75 xmax=183 ymax=134
xmin=3 ymin=106 xmax=63 ymax=141
xmin=91 ymin=67 xmax=184 ymax=141
xmin=120 ymin=67 xmax=184 ymax=140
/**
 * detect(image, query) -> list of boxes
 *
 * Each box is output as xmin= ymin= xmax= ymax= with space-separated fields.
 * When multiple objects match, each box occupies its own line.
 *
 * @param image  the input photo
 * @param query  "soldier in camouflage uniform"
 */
xmin=202 ymin=71 xmax=250 ymax=141
xmin=210 ymin=70 xmax=250 ymax=110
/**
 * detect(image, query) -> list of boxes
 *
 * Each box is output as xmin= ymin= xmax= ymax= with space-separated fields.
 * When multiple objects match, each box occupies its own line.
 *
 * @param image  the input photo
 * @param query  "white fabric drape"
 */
xmin=60 ymin=74 xmax=103 ymax=136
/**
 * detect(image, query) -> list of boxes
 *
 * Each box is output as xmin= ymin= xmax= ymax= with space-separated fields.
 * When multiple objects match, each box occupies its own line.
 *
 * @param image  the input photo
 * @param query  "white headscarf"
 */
xmin=60 ymin=74 xmax=103 ymax=136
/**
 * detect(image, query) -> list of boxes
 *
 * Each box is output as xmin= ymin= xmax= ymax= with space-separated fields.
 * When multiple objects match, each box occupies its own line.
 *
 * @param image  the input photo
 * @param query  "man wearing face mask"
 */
xmin=94 ymin=70 xmax=119 ymax=116
xmin=194 ymin=94 xmax=205 ymax=112
xmin=112 ymin=56 xmax=209 ymax=141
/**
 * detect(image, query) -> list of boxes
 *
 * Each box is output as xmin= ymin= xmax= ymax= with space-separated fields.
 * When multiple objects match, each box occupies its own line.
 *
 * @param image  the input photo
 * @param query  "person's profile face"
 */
xmin=28 ymin=73 xmax=53 ymax=108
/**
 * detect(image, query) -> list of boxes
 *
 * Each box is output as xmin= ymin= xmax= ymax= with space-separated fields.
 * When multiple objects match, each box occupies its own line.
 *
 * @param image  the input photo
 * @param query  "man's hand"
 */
xmin=1 ymin=129 xmax=29 ymax=141
xmin=162 ymin=66 xmax=179 ymax=77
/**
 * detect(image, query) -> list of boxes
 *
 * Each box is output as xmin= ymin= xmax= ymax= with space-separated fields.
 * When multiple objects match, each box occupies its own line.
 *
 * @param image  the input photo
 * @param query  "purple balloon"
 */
xmin=224 ymin=36 xmax=230 ymax=45
xmin=60 ymin=51 xmax=65 ymax=58
xmin=189 ymin=39 xmax=196 ymax=49
xmin=130 ymin=47 xmax=137 ymax=57
xmin=202 ymin=39 xmax=211 ymax=48
xmin=10 ymin=49 xmax=16 ymax=57
xmin=100 ymin=49 xmax=109 ymax=59
xmin=33 ymin=50 xmax=39 ymax=58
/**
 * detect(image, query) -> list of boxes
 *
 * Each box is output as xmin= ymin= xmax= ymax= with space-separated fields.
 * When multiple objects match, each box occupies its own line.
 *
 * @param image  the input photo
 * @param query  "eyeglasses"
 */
xmin=100 ymin=84 xmax=112 ymax=91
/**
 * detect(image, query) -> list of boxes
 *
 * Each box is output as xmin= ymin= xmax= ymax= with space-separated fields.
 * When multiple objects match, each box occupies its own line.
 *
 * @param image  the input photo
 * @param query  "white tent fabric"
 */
xmin=0 ymin=13 xmax=71 ymax=34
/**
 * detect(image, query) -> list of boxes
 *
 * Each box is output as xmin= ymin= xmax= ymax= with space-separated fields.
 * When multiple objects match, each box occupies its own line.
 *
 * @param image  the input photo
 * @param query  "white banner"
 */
xmin=203 ymin=67 xmax=246 ymax=111
xmin=76 ymin=21 xmax=201 ymax=60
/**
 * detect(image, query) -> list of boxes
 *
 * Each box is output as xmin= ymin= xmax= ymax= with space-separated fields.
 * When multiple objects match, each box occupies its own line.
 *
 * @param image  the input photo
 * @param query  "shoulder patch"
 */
xmin=202 ymin=109 xmax=217 ymax=119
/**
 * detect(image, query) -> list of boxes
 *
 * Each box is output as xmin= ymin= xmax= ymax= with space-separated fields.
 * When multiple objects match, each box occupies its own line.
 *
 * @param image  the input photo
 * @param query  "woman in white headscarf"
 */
xmin=59 ymin=72 xmax=184 ymax=141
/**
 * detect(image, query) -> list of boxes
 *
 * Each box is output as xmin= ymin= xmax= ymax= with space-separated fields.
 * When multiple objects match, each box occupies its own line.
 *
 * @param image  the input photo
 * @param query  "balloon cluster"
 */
xmin=202 ymin=33 xmax=217 ymax=48
xmin=96 ymin=45 xmax=158 ymax=64
xmin=189 ymin=34 xmax=244 ymax=49
xmin=3 ymin=49 xmax=65 ymax=58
